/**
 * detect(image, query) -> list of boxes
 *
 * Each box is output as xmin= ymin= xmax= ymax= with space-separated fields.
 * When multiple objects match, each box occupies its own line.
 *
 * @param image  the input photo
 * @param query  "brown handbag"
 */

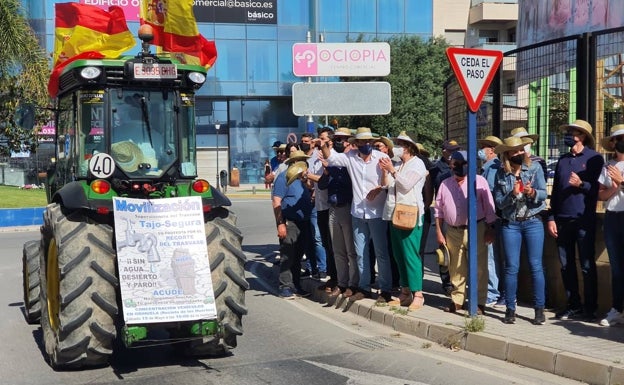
xmin=392 ymin=202 xmax=418 ymax=230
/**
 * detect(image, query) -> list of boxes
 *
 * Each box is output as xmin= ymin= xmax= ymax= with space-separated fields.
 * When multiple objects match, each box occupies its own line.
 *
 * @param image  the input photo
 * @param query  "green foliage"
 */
xmin=0 ymin=0 xmax=52 ymax=156
xmin=463 ymin=315 xmax=485 ymax=333
xmin=336 ymin=35 xmax=452 ymax=152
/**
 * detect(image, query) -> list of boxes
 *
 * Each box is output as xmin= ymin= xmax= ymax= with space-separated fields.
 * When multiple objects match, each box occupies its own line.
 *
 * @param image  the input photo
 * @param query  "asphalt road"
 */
xmin=0 ymin=199 xmax=582 ymax=385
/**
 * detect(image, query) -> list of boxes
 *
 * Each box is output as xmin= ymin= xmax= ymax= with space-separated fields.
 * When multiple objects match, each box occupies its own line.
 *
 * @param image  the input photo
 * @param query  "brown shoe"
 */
xmin=477 ymin=305 xmax=485 ymax=315
xmin=389 ymin=287 xmax=413 ymax=307
xmin=444 ymin=302 xmax=462 ymax=313
xmin=350 ymin=291 xmax=366 ymax=301
xmin=328 ymin=286 xmax=342 ymax=297
xmin=344 ymin=288 xmax=354 ymax=298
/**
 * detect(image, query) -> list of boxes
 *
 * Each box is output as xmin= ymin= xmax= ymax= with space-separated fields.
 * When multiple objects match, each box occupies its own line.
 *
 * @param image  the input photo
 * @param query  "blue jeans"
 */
xmin=501 ymin=217 xmax=545 ymax=310
xmin=603 ymin=211 xmax=624 ymax=312
xmin=303 ymin=208 xmax=327 ymax=274
xmin=352 ymin=216 xmax=391 ymax=293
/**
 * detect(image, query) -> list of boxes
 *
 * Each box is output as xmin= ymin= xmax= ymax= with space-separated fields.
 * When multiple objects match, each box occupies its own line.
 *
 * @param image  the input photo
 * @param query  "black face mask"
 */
xmin=333 ymin=141 xmax=345 ymax=153
xmin=563 ymin=134 xmax=576 ymax=148
xmin=616 ymin=140 xmax=624 ymax=154
xmin=299 ymin=143 xmax=311 ymax=152
xmin=510 ymin=154 xmax=524 ymax=165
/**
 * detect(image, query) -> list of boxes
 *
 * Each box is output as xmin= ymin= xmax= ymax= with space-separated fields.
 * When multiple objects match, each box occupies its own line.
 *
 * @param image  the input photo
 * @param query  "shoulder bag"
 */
xmin=391 ymin=184 xmax=418 ymax=230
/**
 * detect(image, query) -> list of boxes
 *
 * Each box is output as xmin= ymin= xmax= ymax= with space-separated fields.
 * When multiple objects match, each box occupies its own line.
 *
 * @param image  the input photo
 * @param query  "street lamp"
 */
xmin=215 ymin=121 xmax=220 ymax=191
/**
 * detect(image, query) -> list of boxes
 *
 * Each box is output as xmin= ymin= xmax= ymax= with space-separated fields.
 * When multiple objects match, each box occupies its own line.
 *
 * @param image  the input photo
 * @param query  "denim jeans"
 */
xmin=352 ymin=216 xmax=391 ymax=293
xmin=603 ymin=211 xmax=624 ymax=312
xmin=501 ymin=216 xmax=545 ymax=310
xmin=303 ymin=207 xmax=327 ymax=274
xmin=555 ymin=217 xmax=597 ymax=313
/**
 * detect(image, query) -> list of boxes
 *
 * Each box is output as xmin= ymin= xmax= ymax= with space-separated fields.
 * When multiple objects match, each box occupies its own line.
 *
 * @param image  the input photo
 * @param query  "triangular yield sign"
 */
xmin=446 ymin=47 xmax=503 ymax=112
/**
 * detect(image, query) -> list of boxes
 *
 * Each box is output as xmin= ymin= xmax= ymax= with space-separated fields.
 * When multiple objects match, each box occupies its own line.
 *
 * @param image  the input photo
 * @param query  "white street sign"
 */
xmin=292 ymin=82 xmax=391 ymax=116
xmin=292 ymin=42 xmax=390 ymax=77
xmin=446 ymin=47 xmax=503 ymax=112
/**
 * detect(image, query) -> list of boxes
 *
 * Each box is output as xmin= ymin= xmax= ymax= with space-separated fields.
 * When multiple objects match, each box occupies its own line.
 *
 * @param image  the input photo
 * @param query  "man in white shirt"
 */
xmin=322 ymin=127 xmax=392 ymax=302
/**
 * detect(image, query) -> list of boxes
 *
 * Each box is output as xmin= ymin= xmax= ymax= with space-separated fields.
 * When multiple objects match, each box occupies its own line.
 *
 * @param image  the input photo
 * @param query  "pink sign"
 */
xmin=80 ymin=0 xmax=140 ymax=22
xmin=292 ymin=42 xmax=390 ymax=77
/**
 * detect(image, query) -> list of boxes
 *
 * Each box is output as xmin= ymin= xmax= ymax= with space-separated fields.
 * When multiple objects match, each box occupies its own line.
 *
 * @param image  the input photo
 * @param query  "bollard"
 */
xmin=252 ymin=186 xmax=256 ymax=195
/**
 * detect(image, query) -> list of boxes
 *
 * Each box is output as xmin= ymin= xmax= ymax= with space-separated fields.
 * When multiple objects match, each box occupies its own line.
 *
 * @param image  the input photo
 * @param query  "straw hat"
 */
xmin=415 ymin=143 xmax=430 ymax=157
xmin=477 ymin=135 xmax=503 ymax=148
xmin=510 ymin=127 xmax=539 ymax=142
xmin=348 ymin=127 xmax=375 ymax=143
xmin=441 ymin=139 xmax=460 ymax=152
xmin=559 ymin=119 xmax=595 ymax=148
xmin=333 ymin=127 xmax=352 ymax=137
xmin=600 ymin=124 xmax=624 ymax=152
xmin=111 ymin=141 xmax=143 ymax=172
xmin=494 ymin=136 xmax=530 ymax=154
xmin=436 ymin=244 xmax=450 ymax=267
xmin=375 ymin=136 xmax=394 ymax=158
xmin=285 ymin=149 xmax=310 ymax=164
xmin=286 ymin=161 xmax=308 ymax=185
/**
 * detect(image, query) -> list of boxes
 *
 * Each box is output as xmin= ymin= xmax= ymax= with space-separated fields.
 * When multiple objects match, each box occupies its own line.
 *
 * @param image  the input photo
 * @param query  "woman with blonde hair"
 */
xmin=493 ymin=136 xmax=547 ymax=325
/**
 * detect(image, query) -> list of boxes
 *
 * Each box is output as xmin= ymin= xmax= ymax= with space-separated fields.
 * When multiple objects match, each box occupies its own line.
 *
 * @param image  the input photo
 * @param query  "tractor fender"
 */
xmin=51 ymin=182 xmax=89 ymax=210
xmin=205 ymin=186 xmax=231 ymax=208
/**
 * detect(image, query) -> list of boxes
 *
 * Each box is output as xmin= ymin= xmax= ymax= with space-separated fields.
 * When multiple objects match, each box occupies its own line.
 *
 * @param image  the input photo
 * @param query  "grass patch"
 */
xmin=0 ymin=185 xmax=47 ymax=208
xmin=464 ymin=315 xmax=485 ymax=333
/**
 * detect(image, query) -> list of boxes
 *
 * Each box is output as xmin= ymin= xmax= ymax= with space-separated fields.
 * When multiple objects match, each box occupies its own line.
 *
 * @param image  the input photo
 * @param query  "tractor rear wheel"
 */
xmin=39 ymin=203 xmax=119 ymax=369
xmin=23 ymin=240 xmax=42 ymax=324
xmin=185 ymin=209 xmax=248 ymax=356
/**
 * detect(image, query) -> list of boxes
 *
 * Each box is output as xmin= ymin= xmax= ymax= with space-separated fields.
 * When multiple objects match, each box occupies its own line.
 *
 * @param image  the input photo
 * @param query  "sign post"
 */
xmin=446 ymin=47 xmax=502 ymax=317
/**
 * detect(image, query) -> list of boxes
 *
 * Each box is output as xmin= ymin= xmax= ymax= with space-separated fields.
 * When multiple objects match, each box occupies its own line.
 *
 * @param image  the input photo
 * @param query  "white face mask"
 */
xmin=524 ymin=144 xmax=531 ymax=155
xmin=393 ymin=146 xmax=404 ymax=159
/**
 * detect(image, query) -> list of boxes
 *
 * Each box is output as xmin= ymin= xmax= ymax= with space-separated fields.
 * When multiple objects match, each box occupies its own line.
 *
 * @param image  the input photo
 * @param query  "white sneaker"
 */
xmin=599 ymin=308 xmax=624 ymax=326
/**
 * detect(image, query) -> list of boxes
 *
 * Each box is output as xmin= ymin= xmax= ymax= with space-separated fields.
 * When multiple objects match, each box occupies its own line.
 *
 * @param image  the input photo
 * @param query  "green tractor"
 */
xmin=22 ymin=34 xmax=248 ymax=370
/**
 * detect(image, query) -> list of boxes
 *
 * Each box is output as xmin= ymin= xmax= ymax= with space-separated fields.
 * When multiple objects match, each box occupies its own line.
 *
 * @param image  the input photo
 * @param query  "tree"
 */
xmin=0 ymin=0 xmax=51 ymax=156
xmin=336 ymin=35 xmax=452 ymax=153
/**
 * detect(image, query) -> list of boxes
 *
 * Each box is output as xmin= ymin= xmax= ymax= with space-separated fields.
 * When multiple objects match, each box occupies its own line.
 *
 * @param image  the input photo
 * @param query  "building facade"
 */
xmin=19 ymin=1 xmax=518 ymax=185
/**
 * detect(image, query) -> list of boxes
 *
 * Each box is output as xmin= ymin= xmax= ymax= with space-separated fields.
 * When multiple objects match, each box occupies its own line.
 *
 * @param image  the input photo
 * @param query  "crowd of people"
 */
xmin=267 ymin=119 xmax=624 ymax=328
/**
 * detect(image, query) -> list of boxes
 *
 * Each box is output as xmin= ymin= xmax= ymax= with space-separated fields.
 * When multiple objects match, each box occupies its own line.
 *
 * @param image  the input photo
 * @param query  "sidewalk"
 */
xmin=282 ymin=224 xmax=624 ymax=385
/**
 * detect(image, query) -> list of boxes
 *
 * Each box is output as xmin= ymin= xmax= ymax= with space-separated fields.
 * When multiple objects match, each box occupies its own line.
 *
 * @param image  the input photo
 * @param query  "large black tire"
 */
xmin=23 ymin=240 xmax=42 ymax=324
xmin=39 ymin=203 xmax=118 ymax=370
xmin=185 ymin=209 xmax=248 ymax=356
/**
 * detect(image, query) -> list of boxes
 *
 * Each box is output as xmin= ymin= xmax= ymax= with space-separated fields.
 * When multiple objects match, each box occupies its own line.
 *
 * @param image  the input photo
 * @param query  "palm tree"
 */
xmin=0 ymin=0 xmax=50 ymax=156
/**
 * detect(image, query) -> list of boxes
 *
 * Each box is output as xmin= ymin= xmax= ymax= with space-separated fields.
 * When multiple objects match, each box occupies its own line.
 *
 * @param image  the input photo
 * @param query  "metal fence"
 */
xmin=444 ymin=26 xmax=624 ymax=168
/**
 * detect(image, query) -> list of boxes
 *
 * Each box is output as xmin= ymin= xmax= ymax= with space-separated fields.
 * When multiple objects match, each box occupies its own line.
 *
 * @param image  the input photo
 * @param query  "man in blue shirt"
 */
xmin=272 ymin=150 xmax=314 ymax=299
xmin=547 ymin=120 xmax=604 ymax=321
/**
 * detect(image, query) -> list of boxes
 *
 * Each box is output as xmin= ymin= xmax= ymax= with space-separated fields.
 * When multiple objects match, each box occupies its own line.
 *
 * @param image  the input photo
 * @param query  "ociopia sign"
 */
xmin=292 ymin=42 xmax=390 ymax=77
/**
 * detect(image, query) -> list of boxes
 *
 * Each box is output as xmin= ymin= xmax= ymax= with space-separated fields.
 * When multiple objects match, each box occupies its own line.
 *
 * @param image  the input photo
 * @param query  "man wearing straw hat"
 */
xmin=322 ymin=127 xmax=394 ymax=303
xmin=272 ymin=150 xmax=314 ymax=299
xmin=548 ymin=119 xmax=604 ymax=321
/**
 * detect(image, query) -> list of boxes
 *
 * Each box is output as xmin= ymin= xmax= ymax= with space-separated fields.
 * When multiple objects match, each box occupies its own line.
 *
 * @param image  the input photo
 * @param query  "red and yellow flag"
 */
xmin=140 ymin=0 xmax=217 ymax=69
xmin=49 ymin=3 xmax=136 ymax=97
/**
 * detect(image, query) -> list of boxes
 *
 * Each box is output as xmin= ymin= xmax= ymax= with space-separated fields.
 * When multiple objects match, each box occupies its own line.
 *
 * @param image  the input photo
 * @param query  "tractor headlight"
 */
xmin=188 ymin=72 xmax=206 ymax=85
xmin=80 ymin=67 xmax=102 ymax=80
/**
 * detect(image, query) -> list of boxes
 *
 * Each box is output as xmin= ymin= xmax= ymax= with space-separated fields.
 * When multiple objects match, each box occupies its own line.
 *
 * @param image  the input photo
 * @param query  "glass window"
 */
xmin=215 ymin=25 xmax=246 ymax=39
xmin=214 ymin=40 xmax=246 ymax=81
xmin=277 ymin=26 xmax=308 ymax=41
xmin=278 ymin=0 xmax=308 ymax=26
xmin=405 ymin=0 xmax=432 ymax=34
xmin=348 ymin=0 xmax=375 ymax=33
xmin=378 ymin=0 xmax=403 ymax=33
xmin=247 ymin=40 xmax=278 ymax=82
xmin=246 ymin=25 xmax=277 ymax=40
xmin=318 ymin=0 xmax=347 ymax=32
xmin=278 ymin=41 xmax=298 ymax=82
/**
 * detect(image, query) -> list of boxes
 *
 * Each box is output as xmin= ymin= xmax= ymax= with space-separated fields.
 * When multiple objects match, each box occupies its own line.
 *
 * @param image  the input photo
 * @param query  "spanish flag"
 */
xmin=48 ymin=3 xmax=136 ymax=97
xmin=140 ymin=0 xmax=217 ymax=69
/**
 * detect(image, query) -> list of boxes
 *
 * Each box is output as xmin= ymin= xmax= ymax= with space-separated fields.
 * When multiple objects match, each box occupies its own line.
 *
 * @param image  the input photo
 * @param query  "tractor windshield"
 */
xmin=76 ymin=89 xmax=198 ymax=178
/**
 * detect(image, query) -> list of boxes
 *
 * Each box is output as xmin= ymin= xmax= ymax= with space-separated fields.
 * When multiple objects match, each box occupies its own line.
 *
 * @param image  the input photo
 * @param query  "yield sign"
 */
xmin=446 ymin=47 xmax=503 ymax=112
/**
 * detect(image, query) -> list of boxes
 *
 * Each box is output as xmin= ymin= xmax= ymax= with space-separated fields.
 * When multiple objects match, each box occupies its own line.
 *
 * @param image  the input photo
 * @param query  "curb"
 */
xmin=300 ymin=279 xmax=622 ymax=385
